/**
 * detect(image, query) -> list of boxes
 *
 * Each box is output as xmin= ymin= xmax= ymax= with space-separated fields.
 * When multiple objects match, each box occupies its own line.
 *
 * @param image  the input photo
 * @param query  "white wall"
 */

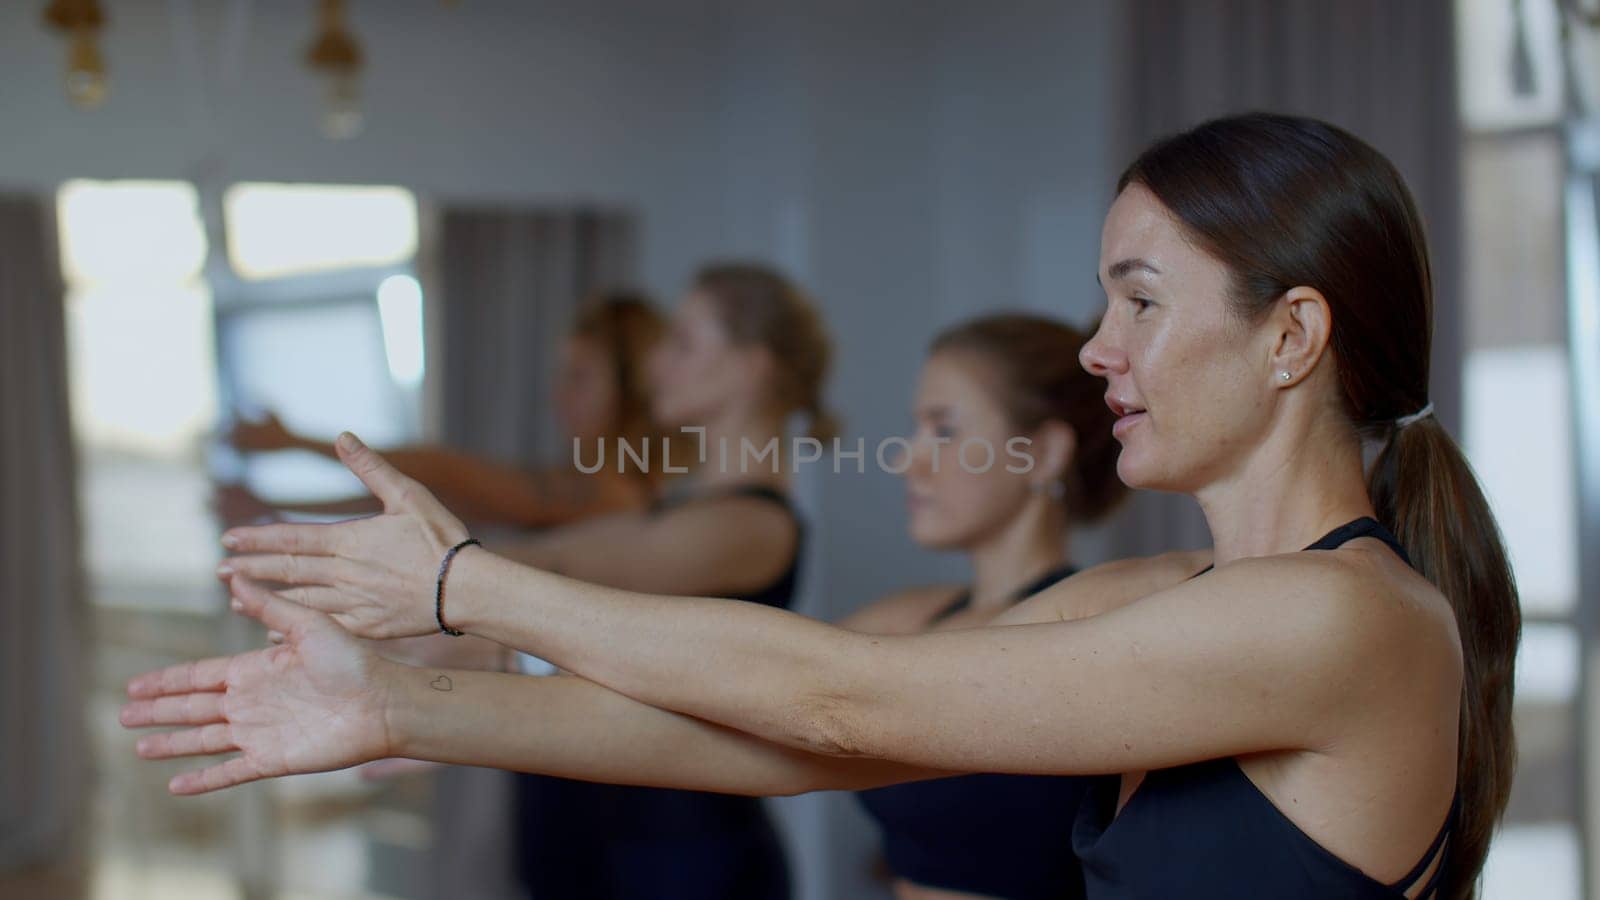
xmin=711 ymin=0 xmax=1115 ymax=608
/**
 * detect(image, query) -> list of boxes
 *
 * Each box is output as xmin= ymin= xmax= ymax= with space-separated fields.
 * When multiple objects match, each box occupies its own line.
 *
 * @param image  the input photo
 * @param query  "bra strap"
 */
xmin=1388 ymin=791 xmax=1459 ymax=893
xmin=1189 ymin=517 xmax=1412 ymax=579
xmin=928 ymin=564 xmax=1076 ymax=626
xmin=928 ymin=590 xmax=973 ymax=625
xmin=1307 ymin=516 xmax=1412 ymax=567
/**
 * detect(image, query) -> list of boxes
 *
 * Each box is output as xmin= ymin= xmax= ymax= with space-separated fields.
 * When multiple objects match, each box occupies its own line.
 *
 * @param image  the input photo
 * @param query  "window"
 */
xmin=58 ymin=180 xmax=221 ymax=611
xmin=224 ymin=182 xmax=418 ymax=280
xmin=1457 ymin=0 xmax=1583 ymax=896
xmin=215 ymin=182 xmax=425 ymax=505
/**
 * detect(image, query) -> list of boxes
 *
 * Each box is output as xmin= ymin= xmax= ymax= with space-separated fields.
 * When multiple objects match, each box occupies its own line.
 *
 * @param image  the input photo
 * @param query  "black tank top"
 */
xmin=648 ymin=483 xmax=803 ymax=608
xmin=1071 ymin=517 xmax=1458 ymax=899
xmin=516 ymin=484 xmax=803 ymax=899
xmin=856 ymin=564 xmax=1093 ymax=900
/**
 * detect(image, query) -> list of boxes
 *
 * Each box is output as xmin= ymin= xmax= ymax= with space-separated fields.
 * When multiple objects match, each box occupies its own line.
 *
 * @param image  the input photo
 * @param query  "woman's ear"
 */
xmin=1029 ymin=420 xmax=1077 ymax=486
xmin=1267 ymin=286 xmax=1333 ymax=389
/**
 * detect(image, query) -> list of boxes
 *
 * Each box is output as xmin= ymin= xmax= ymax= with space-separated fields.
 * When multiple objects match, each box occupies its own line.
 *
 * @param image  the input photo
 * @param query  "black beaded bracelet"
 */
xmin=435 ymin=538 xmax=481 ymax=636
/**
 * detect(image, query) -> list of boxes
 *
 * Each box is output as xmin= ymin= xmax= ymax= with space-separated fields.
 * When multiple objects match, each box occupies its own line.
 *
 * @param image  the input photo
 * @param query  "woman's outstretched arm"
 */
xmin=221 ymin=434 xmax=1442 ymax=777
xmin=122 ymin=591 xmax=948 ymax=796
xmin=229 ymin=413 xmax=645 ymax=528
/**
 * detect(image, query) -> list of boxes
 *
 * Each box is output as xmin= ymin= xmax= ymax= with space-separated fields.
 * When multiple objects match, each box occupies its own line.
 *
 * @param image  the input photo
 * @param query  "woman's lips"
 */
xmin=1112 ymin=411 xmax=1147 ymax=439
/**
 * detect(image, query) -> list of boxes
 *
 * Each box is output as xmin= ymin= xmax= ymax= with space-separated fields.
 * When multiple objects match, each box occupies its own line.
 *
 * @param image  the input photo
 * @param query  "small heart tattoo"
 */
xmin=429 ymin=675 xmax=453 ymax=692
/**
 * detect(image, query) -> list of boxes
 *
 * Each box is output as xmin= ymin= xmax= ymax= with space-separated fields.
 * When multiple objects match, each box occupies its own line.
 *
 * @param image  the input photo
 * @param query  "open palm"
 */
xmin=121 ymin=577 xmax=395 ymax=795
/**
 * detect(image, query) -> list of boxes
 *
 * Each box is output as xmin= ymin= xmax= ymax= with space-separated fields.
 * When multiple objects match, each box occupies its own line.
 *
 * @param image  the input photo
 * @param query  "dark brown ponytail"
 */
xmin=1122 ymin=113 xmax=1519 ymax=899
xmin=1368 ymin=416 xmax=1518 ymax=899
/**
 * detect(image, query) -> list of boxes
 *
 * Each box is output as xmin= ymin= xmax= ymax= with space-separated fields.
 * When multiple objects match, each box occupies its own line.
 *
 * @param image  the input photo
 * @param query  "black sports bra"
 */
xmin=928 ymin=563 xmax=1080 ymax=625
xmin=650 ymin=483 xmax=803 ymax=609
xmin=1071 ymin=516 xmax=1458 ymax=899
xmin=855 ymin=564 xmax=1089 ymax=900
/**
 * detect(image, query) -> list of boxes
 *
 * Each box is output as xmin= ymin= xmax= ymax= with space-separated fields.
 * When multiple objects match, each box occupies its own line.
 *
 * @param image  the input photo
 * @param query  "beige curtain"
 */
xmin=422 ymin=205 xmax=636 ymax=900
xmin=0 ymin=194 xmax=89 ymax=872
xmin=1102 ymin=0 xmax=1463 ymax=554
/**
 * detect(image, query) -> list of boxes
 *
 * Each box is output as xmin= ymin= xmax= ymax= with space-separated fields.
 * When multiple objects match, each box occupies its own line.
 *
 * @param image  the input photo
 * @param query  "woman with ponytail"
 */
xmin=126 ymin=114 xmax=1517 ymax=900
xmin=498 ymin=262 xmax=834 ymax=900
xmin=345 ymin=263 xmax=835 ymax=900
xmin=845 ymin=314 xmax=1136 ymax=900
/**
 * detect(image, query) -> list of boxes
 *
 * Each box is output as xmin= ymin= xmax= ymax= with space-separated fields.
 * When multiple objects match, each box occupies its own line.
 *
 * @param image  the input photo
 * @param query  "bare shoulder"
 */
xmin=839 ymin=584 xmax=966 ymax=635
xmin=1078 ymin=549 xmax=1215 ymax=591
xmin=591 ymin=470 xmax=655 ymax=512
xmin=670 ymin=487 xmax=792 ymax=521
xmin=1192 ymin=544 xmax=1462 ymax=692
xmin=1000 ymin=548 xmax=1214 ymax=625
xmin=662 ymin=489 xmax=798 ymax=548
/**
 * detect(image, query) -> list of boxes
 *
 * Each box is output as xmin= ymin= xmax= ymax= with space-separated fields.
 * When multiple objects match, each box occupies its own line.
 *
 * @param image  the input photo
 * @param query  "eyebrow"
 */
xmin=1096 ymin=258 xmax=1161 ymax=285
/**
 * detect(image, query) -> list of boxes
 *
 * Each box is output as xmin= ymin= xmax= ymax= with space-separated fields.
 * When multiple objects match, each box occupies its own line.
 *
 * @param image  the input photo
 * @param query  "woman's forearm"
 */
xmin=447 ymin=550 xmax=883 ymax=755
xmin=382 ymin=661 xmax=940 ymax=794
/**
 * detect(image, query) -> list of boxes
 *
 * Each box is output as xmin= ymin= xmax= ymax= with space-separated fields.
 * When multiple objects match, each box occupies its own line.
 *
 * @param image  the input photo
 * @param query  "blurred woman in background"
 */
xmin=843 ymin=314 xmax=1134 ymax=900
xmin=220 ymin=290 xmax=666 ymax=529
xmin=452 ymin=262 xmax=834 ymax=900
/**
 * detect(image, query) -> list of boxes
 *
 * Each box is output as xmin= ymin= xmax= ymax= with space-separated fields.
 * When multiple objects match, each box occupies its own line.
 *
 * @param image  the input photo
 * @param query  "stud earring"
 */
xmin=1279 ymin=371 xmax=1292 ymax=382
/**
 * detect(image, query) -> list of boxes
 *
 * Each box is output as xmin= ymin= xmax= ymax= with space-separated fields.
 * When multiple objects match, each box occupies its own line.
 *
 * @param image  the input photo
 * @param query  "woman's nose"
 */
xmin=1079 ymin=321 xmax=1126 ymax=377
xmin=898 ymin=433 xmax=930 ymax=476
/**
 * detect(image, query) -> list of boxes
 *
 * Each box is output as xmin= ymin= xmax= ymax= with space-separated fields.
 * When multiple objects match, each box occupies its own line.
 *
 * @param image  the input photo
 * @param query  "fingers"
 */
xmin=126 ymin=656 xmax=234 ymax=699
xmin=335 ymin=433 xmax=421 ymax=511
xmin=121 ymin=692 xmax=226 ymax=728
xmin=135 ymin=723 xmax=237 ymax=759
xmin=222 ymin=520 xmax=347 ymax=556
xmin=170 ymin=756 xmax=263 ymax=796
xmin=228 ymin=575 xmax=330 ymax=632
xmin=220 ymin=553 xmax=355 ymax=587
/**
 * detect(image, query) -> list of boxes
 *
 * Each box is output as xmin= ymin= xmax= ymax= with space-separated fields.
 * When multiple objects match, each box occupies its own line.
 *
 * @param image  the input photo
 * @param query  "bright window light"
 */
xmin=1515 ymin=623 xmax=1579 ymax=703
xmin=57 ymin=179 xmax=219 ymax=458
xmin=57 ymin=180 xmax=208 ymax=285
xmin=1463 ymin=345 xmax=1578 ymax=614
xmin=1481 ymin=823 xmax=1580 ymax=900
xmin=376 ymin=274 xmax=425 ymax=388
xmin=65 ymin=283 xmax=219 ymax=456
xmin=1456 ymin=0 xmax=1564 ymax=131
xmin=225 ymin=182 xmax=418 ymax=279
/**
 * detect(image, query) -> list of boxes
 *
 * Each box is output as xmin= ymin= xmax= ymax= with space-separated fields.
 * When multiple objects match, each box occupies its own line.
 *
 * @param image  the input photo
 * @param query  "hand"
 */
xmin=120 ymin=578 xmax=395 ymax=795
xmin=230 ymin=410 xmax=298 ymax=452
xmin=217 ymin=433 xmax=470 ymax=639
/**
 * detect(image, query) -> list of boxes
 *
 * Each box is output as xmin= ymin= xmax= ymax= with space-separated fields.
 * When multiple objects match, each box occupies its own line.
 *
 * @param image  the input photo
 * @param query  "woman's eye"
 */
xmin=1130 ymin=296 xmax=1154 ymax=313
xmin=934 ymin=425 xmax=957 ymax=440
